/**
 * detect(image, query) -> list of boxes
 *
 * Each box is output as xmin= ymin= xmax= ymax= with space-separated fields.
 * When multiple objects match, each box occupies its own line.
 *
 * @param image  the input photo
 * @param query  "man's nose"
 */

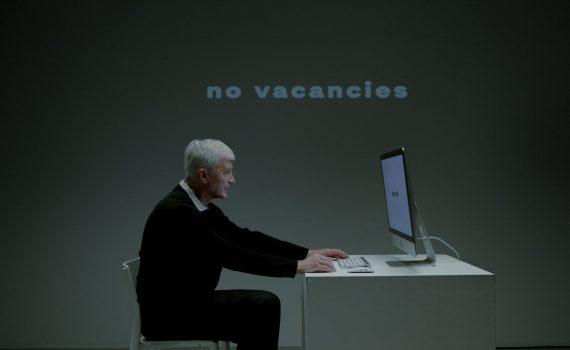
xmin=229 ymin=174 xmax=236 ymax=184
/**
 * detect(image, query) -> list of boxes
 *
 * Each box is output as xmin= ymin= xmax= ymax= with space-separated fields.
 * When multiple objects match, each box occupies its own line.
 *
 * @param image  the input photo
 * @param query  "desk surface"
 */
xmin=306 ymin=254 xmax=493 ymax=278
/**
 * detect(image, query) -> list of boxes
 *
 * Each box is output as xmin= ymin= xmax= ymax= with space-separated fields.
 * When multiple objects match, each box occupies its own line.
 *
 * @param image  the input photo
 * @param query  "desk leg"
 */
xmin=301 ymin=275 xmax=307 ymax=350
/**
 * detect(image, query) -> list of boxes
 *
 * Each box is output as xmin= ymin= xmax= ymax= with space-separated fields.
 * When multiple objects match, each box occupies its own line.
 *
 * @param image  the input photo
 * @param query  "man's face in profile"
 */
xmin=206 ymin=158 xmax=235 ymax=200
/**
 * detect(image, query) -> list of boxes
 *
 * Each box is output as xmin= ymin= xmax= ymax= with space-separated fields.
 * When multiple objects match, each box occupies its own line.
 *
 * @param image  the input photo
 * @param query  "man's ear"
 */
xmin=197 ymin=168 xmax=208 ymax=184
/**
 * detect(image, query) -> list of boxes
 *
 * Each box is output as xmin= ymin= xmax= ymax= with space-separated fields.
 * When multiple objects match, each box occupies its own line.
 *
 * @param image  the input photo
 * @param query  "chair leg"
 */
xmin=129 ymin=316 xmax=140 ymax=350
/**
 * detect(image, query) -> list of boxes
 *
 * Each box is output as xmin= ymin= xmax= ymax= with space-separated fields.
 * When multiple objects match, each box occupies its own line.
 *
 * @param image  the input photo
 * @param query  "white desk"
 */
xmin=301 ymin=254 xmax=495 ymax=350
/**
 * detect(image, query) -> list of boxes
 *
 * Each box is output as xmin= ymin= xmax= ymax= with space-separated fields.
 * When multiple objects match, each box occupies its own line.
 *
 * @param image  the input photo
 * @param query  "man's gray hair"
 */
xmin=184 ymin=139 xmax=235 ymax=181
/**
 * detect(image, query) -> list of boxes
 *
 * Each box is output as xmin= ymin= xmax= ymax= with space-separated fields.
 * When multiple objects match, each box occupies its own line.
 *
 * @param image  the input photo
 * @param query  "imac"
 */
xmin=380 ymin=147 xmax=437 ymax=266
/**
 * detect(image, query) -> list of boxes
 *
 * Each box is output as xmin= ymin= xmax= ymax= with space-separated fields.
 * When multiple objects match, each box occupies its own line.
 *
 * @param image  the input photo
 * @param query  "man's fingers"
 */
xmin=309 ymin=260 xmax=335 ymax=272
xmin=319 ymin=260 xmax=335 ymax=270
xmin=307 ymin=254 xmax=336 ymax=272
xmin=332 ymin=249 xmax=349 ymax=258
xmin=318 ymin=248 xmax=349 ymax=259
xmin=318 ymin=256 xmax=334 ymax=267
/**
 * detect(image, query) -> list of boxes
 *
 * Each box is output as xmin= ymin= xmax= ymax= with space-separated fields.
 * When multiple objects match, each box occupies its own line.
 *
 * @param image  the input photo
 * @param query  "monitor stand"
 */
xmin=385 ymin=201 xmax=437 ymax=267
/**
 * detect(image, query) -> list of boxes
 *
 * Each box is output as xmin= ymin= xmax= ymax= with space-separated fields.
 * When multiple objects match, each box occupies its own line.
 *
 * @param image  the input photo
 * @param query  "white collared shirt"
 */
xmin=179 ymin=180 xmax=209 ymax=212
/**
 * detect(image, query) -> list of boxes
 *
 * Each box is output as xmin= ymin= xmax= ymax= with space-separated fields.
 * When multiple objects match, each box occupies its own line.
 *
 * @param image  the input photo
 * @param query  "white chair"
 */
xmin=122 ymin=258 xmax=231 ymax=350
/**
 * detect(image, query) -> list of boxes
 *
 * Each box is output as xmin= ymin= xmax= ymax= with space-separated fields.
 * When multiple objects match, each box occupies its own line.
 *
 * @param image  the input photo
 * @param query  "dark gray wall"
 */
xmin=1 ymin=1 xmax=568 ymax=347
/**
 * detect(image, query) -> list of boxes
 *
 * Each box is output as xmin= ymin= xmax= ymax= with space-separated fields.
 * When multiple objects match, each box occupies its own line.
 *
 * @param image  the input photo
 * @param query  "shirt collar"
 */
xmin=179 ymin=180 xmax=209 ymax=212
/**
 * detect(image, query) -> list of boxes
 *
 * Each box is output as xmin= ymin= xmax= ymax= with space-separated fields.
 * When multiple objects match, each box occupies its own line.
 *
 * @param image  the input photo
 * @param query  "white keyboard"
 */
xmin=336 ymin=256 xmax=370 ymax=269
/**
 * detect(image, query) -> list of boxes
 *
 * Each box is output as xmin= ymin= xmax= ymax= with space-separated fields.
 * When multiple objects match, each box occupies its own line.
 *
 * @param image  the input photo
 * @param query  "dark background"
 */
xmin=1 ymin=0 xmax=568 ymax=347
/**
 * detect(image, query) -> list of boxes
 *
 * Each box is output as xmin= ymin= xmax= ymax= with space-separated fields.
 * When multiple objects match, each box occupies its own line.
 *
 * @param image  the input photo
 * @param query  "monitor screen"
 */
xmin=381 ymin=152 xmax=413 ymax=239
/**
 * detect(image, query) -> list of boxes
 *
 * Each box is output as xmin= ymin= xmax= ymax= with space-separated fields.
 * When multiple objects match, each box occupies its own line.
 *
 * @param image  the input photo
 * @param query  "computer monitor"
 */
xmin=380 ymin=147 xmax=436 ymax=265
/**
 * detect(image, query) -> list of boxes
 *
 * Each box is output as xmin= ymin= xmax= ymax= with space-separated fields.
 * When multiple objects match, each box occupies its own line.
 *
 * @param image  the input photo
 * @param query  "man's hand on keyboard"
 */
xmin=297 ymin=254 xmax=336 ymax=273
xmin=307 ymin=248 xmax=349 ymax=259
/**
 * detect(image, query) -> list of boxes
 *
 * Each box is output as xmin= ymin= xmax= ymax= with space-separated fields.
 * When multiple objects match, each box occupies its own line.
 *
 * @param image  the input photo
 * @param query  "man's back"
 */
xmin=137 ymin=186 xmax=222 ymax=314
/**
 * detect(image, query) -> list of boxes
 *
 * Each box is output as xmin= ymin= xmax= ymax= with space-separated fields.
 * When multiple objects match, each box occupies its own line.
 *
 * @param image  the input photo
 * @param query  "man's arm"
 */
xmin=205 ymin=205 xmax=309 ymax=260
xmin=201 ymin=224 xmax=337 ymax=274
xmin=205 ymin=225 xmax=301 ymax=277
xmin=218 ymin=218 xmax=350 ymax=261
xmin=228 ymin=226 xmax=309 ymax=260
xmin=157 ymin=206 xmax=300 ymax=278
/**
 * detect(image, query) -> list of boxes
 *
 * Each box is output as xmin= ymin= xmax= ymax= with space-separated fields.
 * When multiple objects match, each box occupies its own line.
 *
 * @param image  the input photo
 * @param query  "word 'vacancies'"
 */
xmin=206 ymin=81 xmax=407 ymax=100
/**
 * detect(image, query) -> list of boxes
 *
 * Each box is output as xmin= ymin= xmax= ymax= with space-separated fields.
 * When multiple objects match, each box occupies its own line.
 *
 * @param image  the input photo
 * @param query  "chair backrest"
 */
xmin=123 ymin=257 xmax=140 ymax=304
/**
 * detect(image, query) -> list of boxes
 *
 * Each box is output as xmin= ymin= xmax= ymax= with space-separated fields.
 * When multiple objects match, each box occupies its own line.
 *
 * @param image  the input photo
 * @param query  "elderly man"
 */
xmin=136 ymin=139 xmax=347 ymax=350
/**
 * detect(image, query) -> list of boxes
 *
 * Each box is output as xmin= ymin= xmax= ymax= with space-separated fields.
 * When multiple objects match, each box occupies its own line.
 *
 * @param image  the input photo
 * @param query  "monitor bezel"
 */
xmin=380 ymin=147 xmax=417 ymax=245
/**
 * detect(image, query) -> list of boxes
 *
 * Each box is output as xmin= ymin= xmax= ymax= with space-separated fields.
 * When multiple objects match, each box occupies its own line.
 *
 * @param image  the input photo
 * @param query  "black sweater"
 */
xmin=136 ymin=185 xmax=308 ymax=324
